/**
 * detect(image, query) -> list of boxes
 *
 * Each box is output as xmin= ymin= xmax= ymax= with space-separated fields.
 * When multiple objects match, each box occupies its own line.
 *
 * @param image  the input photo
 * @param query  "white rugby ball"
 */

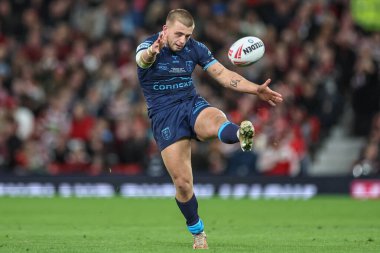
xmin=228 ymin=36 xmax=265 ymax=66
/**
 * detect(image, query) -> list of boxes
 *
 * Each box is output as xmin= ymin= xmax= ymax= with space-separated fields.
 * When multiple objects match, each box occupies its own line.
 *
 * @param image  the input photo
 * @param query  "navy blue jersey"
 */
xmin=136 ymin=33 xmax=217 ymax=117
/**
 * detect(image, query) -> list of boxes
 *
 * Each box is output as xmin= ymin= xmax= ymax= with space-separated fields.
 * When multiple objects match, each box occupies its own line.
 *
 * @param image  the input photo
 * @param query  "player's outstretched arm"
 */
xmin=206 ymin=61 xmax=283 ymax=106
xmin=136 ymin=32 xmax=166 ymax=68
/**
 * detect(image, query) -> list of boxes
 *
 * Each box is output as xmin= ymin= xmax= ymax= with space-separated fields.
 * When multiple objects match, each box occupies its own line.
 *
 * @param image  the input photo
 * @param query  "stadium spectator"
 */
xmin=351 ymin=43 xmax=380 ymax=136
xmin=257 ymin=117 xmax=301 ymax=176
xmin=352 ymin=142 xmax=380 ymax=177
xmin=69 ymin=101 xmax=95 ymax=141
xmin=352 ymin=112 xmax=380 ymax=177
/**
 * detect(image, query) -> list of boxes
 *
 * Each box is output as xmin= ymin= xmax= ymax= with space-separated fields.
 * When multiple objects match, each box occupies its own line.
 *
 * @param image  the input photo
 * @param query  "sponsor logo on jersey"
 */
xmin=153 ymin=79 xmax=193 ymax=91
xmin=171 ymin=55 xmax=179 ymax=63
xmin=169 ymin=67 xmax=186 ymax=73
xmin=185 ymin=61 xmax=193 ymax=72
xmin=158 ymin=63 xmax=169 ymax=71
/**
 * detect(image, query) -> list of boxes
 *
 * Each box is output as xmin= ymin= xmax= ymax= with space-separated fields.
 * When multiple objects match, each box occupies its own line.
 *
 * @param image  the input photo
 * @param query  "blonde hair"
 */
xmin=166 ymin=9 xmax=194 ymax=27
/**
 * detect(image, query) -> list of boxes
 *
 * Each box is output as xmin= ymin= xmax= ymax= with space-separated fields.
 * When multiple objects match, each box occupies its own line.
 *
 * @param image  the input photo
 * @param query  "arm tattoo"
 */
xmin=213 ymin=67 xmax=224 ymax=76
xmin=230 ymin=79 xmax=241 ymax=88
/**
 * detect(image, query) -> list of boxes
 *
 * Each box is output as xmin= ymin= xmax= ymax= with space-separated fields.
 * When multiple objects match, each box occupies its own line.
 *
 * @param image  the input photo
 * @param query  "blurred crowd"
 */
xmin=0 ymin=0 xmax=379 ymax=177
xmin=352 ymin=112 xmax=380 ymax=177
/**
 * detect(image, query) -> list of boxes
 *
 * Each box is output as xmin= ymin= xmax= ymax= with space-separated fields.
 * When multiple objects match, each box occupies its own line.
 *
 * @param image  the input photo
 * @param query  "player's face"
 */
xmin=164 ymin=21 xmax=194 ymax=52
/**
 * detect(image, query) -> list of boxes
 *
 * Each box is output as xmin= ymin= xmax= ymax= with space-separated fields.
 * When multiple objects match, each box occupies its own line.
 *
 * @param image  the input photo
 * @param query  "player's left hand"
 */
xmin=257 ymin=79 xmax=283 ymax=106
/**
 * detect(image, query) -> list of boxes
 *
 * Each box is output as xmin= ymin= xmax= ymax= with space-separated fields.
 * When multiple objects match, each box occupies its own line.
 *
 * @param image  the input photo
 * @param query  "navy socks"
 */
xmin=176 ymin=194 xmax=204 ymax=234
xmin=175 ymin=122 xmax=239 ymax=234
xmin=218 ymin=121 xmax=239 ymax=144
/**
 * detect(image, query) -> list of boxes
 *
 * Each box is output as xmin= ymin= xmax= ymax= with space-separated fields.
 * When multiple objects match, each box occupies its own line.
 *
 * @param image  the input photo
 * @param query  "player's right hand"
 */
xmin=257 ymin=79 xmax=283 ymax=106
xmin=149 ymin=32 xmax=166 ymax=55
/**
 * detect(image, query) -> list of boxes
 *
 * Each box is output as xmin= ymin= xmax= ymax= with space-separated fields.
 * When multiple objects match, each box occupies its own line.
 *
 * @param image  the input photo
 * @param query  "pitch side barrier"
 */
xmin=1 ymin=175 xmax=379 ymax=199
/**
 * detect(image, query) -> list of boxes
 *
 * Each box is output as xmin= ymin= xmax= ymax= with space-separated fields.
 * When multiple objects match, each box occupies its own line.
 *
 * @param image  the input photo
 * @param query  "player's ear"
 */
xmin=162 ymin=25 xmax=168 ymax=39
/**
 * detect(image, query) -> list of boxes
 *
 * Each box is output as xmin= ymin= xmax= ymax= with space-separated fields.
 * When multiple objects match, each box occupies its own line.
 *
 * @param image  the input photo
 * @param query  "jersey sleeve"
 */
xmin=194 ymin=41 xmax=218 ymax=71
xmin=135 ymin=34 xmax=158 ymax=69
xmin=136 ymin=33 xmax=159 ymax=53
xmin=136 ymin=40 xmax=154 ymax=53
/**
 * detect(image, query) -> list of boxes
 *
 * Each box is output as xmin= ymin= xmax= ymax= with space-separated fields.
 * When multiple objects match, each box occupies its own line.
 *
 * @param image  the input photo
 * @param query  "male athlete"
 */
xmin=135 ymin=9 xmax=283 ymax=249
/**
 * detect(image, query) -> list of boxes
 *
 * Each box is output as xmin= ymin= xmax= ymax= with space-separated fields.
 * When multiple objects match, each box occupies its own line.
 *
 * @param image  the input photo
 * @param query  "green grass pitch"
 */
xmin=0 ymin=196 xmax=379 ymax=253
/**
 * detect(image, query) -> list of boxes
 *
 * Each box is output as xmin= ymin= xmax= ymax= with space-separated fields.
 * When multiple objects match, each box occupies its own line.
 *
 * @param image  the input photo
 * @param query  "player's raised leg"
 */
xmin=194 ymin=107 xmax=255 ymax=151
xmin=161 ymin=139 xmax=208 ymax=249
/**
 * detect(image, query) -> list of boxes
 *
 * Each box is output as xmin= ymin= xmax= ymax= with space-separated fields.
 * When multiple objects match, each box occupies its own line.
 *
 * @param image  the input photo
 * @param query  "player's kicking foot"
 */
xmin=239 ymin=120 xmax=255 ymax=151
xmin=193 ymin=231 xmax=208 ymax=249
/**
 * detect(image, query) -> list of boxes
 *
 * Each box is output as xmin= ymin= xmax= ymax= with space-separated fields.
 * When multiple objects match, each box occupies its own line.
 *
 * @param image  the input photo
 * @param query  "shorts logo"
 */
xmin=193 ymin=99 xmax=209 ymax=114
xmin=161 ymin=127 xmax=171 ymax=140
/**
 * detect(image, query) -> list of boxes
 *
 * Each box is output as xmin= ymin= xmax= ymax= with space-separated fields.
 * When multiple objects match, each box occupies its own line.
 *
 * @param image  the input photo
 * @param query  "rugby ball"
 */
xmin=228 ymin=36 xmax=265 ymax=66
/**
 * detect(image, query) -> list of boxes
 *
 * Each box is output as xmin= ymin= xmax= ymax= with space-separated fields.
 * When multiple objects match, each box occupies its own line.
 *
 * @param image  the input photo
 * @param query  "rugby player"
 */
xmin=135 ymin=9 xmax=283 ymax=249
